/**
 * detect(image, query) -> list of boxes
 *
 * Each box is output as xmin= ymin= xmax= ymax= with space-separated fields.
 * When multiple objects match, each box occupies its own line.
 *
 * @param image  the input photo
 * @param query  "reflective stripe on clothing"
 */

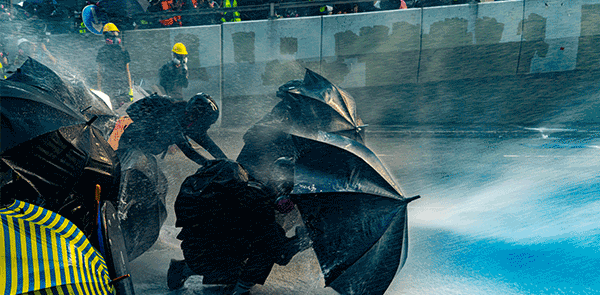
xmin=221 ymin=0 xmax=240 ymax=22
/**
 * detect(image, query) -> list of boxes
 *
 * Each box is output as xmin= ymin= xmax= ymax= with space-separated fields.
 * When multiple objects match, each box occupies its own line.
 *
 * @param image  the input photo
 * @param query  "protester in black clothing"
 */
xmin=114 ymin=92 xmax=226 ymax=261
xmin=159 ymin=42 xmax=189 ymax=101
xmin=118 ymin=92 xmax=226 ymax=163
xmin=167 ymin=158 xmax=306 ymax=294
xmin=96 ymin=22 xmax=133 ymax=109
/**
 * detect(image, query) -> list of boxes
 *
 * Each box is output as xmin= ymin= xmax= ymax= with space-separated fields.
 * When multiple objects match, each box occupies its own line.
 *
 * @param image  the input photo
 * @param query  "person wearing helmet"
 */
xmin=113 ymin=92 xmax=226 ymax=261
xmin=96 ymin=22 xmax=133 ymax=109
xmin=158 ymin=42 xmax=189 ymax=101
xmin=118 ymin=92 xmax=226 ymax=166
xmin=177 ymin=92 xmax=227 ymax=160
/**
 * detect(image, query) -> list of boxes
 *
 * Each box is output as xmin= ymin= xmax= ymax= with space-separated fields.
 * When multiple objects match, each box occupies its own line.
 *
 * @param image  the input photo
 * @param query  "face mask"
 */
xmin=173 ymin=55 xmax=187 ymax=65
xmin=104 ymin=32 xmax=121 ymax=45
xmin=106 ymin=36 xmax=121 ymax=45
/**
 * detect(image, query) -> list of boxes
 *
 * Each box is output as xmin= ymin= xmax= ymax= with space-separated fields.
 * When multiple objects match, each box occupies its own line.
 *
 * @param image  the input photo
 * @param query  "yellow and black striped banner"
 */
xmin=1 ymin=200 xmax=115 ymax=295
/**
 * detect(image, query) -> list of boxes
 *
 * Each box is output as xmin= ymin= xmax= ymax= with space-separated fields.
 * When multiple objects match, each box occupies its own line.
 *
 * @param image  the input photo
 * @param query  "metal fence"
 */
xmin=2 ymin=0 xmax=482 ymax=33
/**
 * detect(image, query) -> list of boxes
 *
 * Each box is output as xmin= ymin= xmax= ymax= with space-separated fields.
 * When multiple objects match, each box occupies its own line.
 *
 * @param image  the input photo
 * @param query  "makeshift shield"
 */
xmin=116 ymin=148 xmax=168 ymax=261
xmin=290 ymin=131 xmax=420 ymax=295
xmin=1 ymin=64 xmax=121 ymax=247
xmin=5 ymin=58 xmax=117 ymax=138
xmin=0 ymin=200 xmax=115 ymax=295
xmin=278 ymin=68 xmax=366 ymax=142
xmin=237 ymin=68 xmax=366 ymax=183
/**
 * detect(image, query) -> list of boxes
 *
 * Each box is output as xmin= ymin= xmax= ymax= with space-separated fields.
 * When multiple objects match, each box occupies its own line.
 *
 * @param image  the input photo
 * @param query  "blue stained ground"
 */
xmin=125 ymin=48 xmax=600 ymax=295
xmin=378 ymin=128 xmax=600 ymax=295
xmin=128 ymin=124 xmax=600 ymax=295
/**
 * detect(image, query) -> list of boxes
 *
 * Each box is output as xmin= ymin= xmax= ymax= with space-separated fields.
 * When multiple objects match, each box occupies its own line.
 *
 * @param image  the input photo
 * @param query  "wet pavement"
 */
xmin=129 ymin=124 xmax=600 ymax=295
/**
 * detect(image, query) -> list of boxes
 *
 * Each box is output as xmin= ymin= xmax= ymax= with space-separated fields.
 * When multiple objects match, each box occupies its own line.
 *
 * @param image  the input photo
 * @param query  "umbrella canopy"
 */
xmin=278 ymin=69 xmax=366 ymax=142
xmin=1 ymin=80 xmax=85 ymax=153
xmin=99 ymin=200 xmax=135 ymax=295
xmin=0 ymin=200 xmax=115 ymax=295
xmin=5 ymin=58 xmax=117 ymax=138
xmin=237 ymin=68 xmax=366 ymax=183
xmin=116 ymin=148 xmax=168 ymax=261
xmin=290 ymin=131 xmax=419 ymax=295
xmin=1 ymin=71 xmax=121 ymax=243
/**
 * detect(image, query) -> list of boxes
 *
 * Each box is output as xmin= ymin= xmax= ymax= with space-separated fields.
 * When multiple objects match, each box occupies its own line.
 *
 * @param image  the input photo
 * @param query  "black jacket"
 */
xmin=118 ymin=97 xmax=226 ymax=165
xmin=159 ymin=61 xmax=188 ymax=100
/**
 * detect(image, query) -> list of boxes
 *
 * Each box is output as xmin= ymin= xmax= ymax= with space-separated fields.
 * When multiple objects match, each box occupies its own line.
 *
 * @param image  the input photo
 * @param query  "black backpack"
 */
xmin=126 ymin=94 xmax=174 ymax=123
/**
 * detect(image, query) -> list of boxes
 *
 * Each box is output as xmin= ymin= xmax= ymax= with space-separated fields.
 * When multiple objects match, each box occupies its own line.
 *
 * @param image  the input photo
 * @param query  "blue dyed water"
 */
xmin=373 ymin=127 xmax=600 ymax=295
xmin=130 ymin=125 xmax=599 ymax=295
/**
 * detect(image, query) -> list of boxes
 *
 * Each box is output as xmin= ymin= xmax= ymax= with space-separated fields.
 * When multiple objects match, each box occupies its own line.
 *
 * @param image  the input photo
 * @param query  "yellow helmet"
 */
xmin=102 ymin=23 xmax=119 ymax=33
xmin=172 ymin=43 xmax=188 ymax=55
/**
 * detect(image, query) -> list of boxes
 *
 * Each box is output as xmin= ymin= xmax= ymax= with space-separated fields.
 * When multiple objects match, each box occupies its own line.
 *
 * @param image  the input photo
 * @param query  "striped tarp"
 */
xmin=1 ymin=200 xmax=115 ymax=295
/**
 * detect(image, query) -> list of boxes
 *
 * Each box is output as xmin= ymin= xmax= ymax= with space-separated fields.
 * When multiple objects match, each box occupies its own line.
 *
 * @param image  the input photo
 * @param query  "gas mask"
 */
xmin=104 ymin=32 xmax=121 ymax=45
xmin=105 ymin=36 xmax=121 ymax=45
xmin=173 ymin=54 xmax=188 ymax=65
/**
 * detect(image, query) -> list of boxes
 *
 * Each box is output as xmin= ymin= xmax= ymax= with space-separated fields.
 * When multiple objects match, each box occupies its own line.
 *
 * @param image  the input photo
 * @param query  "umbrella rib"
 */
xmin=324 ymin=205 xmax=403 ymax=288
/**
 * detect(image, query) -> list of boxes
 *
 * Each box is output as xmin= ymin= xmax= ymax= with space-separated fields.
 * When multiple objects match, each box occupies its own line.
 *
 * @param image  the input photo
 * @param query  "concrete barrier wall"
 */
xmin=220 ymin=17 xmax=323 ymax=126
xmin=577 ymin=1 xmax=600 ymax=70
xmin=125 ymin=0 xmax=599 ymax=88
xmin=119 ymin=0 xmax=599 ymax=126
xmin=418 ymin=2 xmax=523 ymax=82
xmin=322 ymin=9 xmax=422 ymax=87
xmin=221 ymin=17 xmax=322 ymax=97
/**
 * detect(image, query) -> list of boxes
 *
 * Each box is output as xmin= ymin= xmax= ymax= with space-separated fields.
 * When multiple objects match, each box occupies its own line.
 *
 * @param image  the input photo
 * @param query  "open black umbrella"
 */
xmin=238 ymin=68 xmax=366 ymax=183
xmin=289 ymin=131 xmax=420 ymax=295
xmin=1 ymin=70 xmax=120 ymax=245
xmin=1 ymin=60 xmax=134 ymax=293
xmin=279 ymin=68 xmax=367 ymax=143
xmin=6 ymin=58 xmax=117 ymax=137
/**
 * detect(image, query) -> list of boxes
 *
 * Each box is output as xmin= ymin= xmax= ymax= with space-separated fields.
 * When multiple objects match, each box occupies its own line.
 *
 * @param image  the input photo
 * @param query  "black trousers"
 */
xmin=181 ymin=219 xmax=287 ymax=285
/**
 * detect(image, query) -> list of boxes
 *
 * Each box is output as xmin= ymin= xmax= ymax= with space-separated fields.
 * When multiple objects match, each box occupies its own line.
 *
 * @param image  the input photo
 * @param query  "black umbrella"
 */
xmin=1 ymin=73 xmax=121 ymax=244
xmin=289 ymin=131 xmax=419 ymax=295
xmin=6 ymin=58 xmax=118 ymax=137
xmin=237 ymin=68 xmax=366 ymax=183
xmin=1 ymin=61 xmax=134 ymax=293
xmin=117 ymin=147 xmax=168 ymax=261
xmin=278 ymin=68 xmax=367 ymax=143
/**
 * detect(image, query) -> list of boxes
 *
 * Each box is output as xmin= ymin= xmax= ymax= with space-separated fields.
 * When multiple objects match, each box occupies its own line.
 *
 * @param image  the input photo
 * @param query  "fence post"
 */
xmin=269 ymin=2 xmax=276 ymax=18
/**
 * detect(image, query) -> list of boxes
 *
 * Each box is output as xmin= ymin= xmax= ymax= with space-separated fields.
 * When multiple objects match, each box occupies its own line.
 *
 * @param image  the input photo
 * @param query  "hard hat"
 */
xmin=102 ymin=23 xmax=119 ymax=33
xmin=186 ymin=93 xmax=219 ymax=126
xmin=172 ymin=43 xmax=188 ymax=55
